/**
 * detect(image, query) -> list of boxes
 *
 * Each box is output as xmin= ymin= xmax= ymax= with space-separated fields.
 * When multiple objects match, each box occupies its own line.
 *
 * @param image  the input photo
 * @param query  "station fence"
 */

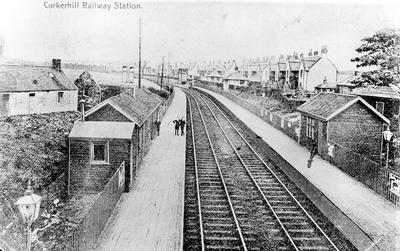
xmin=194 ymin=82 xmax=400 ymax=207
xmin=65 ymin=161 xmax=126 ymax=250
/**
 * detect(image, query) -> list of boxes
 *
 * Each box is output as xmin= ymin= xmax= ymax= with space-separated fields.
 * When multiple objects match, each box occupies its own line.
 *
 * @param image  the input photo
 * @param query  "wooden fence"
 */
xmin=65 ymin=161 xmax=126 ymax=250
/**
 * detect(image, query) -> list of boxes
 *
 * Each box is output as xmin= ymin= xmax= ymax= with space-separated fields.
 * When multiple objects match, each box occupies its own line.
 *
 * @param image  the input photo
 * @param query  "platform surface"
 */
xmin=198 ymin=87 xmax=400 ymax=251
xmin=95 ymin=88 xmax=186 ymax=251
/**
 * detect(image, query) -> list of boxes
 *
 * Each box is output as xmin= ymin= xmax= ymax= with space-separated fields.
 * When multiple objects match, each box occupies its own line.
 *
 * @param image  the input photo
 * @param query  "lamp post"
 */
xmin=383 ymin=126 xmax=393 ymax=169
xmin=15 ymin=180 xmax=42 ymax=251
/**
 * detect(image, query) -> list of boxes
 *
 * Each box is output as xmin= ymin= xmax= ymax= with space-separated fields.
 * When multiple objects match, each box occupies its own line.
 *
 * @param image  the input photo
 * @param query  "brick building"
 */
xmin=297 ymin=93 xmax=389 ymax=162
xmin=68 ymin=87 xmax=163 ymax=195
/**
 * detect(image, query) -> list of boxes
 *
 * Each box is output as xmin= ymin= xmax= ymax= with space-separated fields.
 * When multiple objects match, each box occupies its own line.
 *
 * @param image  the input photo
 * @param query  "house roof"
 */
xmin=288 ymin=61 xmax=301 ymax=71
xmin=224 ymin=71 xmax=248 ymax=81
xmin=84 ymin=89 xmax=162 ymax=126
xmin=351 ymin=85 xmax=400 ymax=100
xmin=206 ymin=70 xmax=222 ymax=78
xmin=302 ymin=56 xmax=322 ymax=70
xmin=69 ymin=121 xmax=135 ymax=139
xmin=278 ymin=62 xmax=286 ymax=71
xmin=315 ymin=82 xmax=338 ymax=89
xmin=0 ymin=64 xmax=78 ymax=92
xmin=297 ymin=92 xmax=390 ymax=123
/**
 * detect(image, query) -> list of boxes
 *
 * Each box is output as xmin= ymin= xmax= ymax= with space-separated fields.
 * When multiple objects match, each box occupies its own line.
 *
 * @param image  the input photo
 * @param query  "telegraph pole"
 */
xmin=161 ymin=56 xmax=164 ymax=90
xmin=138 ymin=18 xmax=142 ymax=89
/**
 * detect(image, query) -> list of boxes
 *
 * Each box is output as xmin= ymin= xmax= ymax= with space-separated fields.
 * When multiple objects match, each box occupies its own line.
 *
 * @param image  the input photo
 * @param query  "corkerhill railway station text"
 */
xmin=43 ymin=1 xmax=142 ymax=10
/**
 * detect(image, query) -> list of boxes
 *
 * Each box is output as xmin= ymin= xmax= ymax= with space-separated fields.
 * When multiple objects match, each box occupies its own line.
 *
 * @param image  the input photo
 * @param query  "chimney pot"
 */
xmin=321 ymin=45 xmax=328 ymax=55
xmin=314 ymin=51 xmax=319 ymax=56
xmin=122 ymin=65 xmax=128 ymax=83
xmin=52 ymin=59 xmax=62 ymax=72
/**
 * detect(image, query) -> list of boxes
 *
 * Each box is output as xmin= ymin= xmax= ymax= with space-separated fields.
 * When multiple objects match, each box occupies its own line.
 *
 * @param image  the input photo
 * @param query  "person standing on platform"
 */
xmin=172 ymin=118 xmax=180 ymax=136
xmin=155 ymin=120 xmax=161 ymax=136
xmin=179 ymin=117 xmax=186 ymax=136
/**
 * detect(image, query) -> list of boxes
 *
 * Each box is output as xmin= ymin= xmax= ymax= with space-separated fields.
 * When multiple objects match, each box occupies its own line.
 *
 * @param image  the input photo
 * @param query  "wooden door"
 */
xmin=317 ymin=121 xmax=324 ymax=155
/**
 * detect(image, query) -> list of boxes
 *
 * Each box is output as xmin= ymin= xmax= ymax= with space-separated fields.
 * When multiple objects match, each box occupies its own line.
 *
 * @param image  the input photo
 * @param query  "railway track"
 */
xmin=183 ymin=89 xmax=356 ymax=250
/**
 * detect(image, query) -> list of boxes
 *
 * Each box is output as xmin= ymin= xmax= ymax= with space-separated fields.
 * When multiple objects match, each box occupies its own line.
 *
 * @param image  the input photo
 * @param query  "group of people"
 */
xmin=172 ymin=117 xmax=186 ymax=136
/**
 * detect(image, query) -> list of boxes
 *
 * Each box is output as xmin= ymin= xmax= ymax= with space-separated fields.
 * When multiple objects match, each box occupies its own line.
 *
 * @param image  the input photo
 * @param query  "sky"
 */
xmin=0 ymin=0 xmax=399 ymax=70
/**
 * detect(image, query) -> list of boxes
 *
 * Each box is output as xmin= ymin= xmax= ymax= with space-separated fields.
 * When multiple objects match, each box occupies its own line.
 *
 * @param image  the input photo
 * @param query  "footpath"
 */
xmin=197 ymin=87 xmax=400 ymax=251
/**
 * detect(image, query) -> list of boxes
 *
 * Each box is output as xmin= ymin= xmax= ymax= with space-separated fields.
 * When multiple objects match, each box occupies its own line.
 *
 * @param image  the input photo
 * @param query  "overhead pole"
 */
xmin=161 ymin=56 xmax=165 ymax=90
xmin=138 ymin=18 xmax=142 ymax=89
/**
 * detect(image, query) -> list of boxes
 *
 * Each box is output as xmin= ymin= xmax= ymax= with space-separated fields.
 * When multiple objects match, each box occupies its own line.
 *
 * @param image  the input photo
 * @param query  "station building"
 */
xmin=68 ymin=87 xmax=163 ymax=195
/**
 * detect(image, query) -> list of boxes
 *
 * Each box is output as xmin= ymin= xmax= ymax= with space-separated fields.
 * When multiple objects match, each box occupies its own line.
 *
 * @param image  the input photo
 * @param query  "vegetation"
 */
xmin=351 ymin=29 xmax=400 ymax=86
xmin=0 ymin=111 xmax=80 ymax=251
xmin=147 ymin=86 xmax=170 ymax=99
xmin=74 ymin=71 xmax=102 ymax=110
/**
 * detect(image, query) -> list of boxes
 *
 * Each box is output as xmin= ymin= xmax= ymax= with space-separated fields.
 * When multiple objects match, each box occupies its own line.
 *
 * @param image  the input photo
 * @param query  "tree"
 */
xmin=351 ymin=29 xmax=400 ymax=86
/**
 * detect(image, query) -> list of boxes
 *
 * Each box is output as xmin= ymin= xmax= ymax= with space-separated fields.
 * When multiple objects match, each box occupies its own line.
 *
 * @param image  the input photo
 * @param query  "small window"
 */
xmin=29 ymin=93 xmax=35 ymax=97
xmin=90 ymin=141 xmax=109 ymax=164
xmin=57 ymin=92 xmax=64 ymax=103
xmin=376 ymin=102 xmax=385 ymax=114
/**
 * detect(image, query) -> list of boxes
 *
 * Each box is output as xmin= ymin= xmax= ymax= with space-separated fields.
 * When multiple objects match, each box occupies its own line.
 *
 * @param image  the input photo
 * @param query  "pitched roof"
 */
xmin=297 ymin=92 xmax=389 ymax=123
xmin=288 ymin=61 xmax=301 ymax=71
xmin=352 ymin=85 xmax=400 ymax=100
xmin=278 ymin=62 xmax=286 ymax=71
xmin=302 ymin=56 xmax=322 ymax=70
xmin=0 ymin=64 xmax=78 ymax=92
xmin=69 ymin=121 xmax=135 ymax=139
xmin=315 ymin=82 xmax=338 ymax=89
xmin=84 ymin=89 xmax=162 ymax=126
xmin=206 ymin=70 xmax=222 ymax=78
xmin=224 ymin=71 xmax=248 ymax=81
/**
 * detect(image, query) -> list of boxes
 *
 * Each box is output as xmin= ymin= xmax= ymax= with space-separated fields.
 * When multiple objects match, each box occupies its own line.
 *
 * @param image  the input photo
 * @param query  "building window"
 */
xmin=90 ymin=141 xmax=109 ymax=164
xmin=29 ymin=93 xmax=35 ymax=97
xmin=57 ymin=92 xmax=64 ymax=103
xmin=376 ymin=101 xmax=385 ymax=114
xmin=305 ymin=117 xmax=316 ymax=140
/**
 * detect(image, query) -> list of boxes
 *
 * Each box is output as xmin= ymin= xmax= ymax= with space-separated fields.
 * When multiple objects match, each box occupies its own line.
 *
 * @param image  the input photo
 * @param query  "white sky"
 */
xmin=0 ymin=0 xmax=399 ymax=70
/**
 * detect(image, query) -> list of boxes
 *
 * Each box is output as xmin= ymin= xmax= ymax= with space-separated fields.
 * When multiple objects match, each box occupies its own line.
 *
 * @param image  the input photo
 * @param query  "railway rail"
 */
xmin=183 ymin=88 xmax=356 ymax=250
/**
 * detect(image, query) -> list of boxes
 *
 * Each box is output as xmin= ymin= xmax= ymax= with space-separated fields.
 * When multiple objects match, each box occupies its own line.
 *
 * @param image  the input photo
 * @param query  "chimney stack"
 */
xmin=122 ymin=66 xmax=128 ymax=83
xmin=52 ymin=59 xmax=62 ymax=72
xmin=300 ymin=53 xmax=304 ymax=59
xmin=308 ymin=49 xmax=313 ymax=57
xmin=314 ymin=51 xmax=319 ymax=56
xmin=321 ymin=45 xmax=328 ymax=57
xmin=127 ymin=86 xmax=137 ymax=98
xmin=129 ymin=67 xmax=134 ymax=83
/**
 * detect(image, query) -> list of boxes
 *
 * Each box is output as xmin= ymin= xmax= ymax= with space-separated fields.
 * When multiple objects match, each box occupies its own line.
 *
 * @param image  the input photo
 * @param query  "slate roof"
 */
xmin=302 ymin=56 xmax=321 ymax=70
xmin=297 ymin=92 xmax=389 ymax=123
xmin=0 ymin=64 xmax=78 ymax=92
xmin=69 ymin=121 xmax=135 ymax=139
xmin=288 ymin=61 xmax=301 ymax=71
xmin=352 ymin=85 xmax=400 ymax=100
xmin=84 ymin=89 xmax=162 ymax=126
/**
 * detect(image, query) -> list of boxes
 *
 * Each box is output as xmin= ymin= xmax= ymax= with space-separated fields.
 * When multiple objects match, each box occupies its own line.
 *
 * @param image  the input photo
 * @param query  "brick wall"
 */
xmin=68 ymin=139 xmax=130 ymax=195
xmin=85 ymin=104 xmax=131 ymax=122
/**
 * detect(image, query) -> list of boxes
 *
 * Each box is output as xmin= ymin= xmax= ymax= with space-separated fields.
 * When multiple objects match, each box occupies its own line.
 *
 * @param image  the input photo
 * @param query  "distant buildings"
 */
xmin=0 ymin=59 xmax=78 ymax=116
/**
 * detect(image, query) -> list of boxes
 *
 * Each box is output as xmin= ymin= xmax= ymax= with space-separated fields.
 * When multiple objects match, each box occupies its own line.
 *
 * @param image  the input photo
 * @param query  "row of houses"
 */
xmin=182 ymin=46 xmax=341 ymax=94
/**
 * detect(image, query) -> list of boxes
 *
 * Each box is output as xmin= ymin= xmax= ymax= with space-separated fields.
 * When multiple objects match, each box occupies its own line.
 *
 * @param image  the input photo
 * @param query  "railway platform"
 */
xmin=94 ymin=88 xmax=186 ymax=251
xmin=197 ymin=87 xmax=400 ymax=251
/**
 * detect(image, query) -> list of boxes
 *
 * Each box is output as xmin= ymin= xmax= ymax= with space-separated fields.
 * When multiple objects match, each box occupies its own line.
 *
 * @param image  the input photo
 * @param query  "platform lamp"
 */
xmin=383 ymin=126 xmax=393 ymax=169
xmin=15 ymin=180 xmax=42 ymax=251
